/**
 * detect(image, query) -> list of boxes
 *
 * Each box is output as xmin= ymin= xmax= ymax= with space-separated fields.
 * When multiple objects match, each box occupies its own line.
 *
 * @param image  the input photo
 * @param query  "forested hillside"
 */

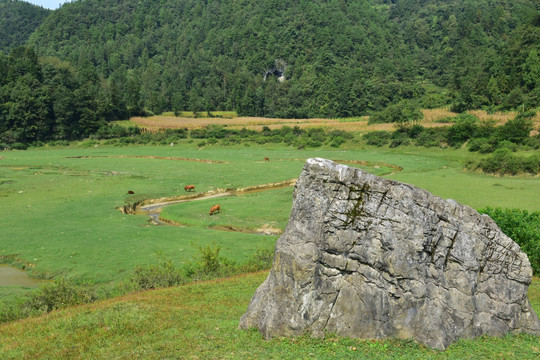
xmin=1 ymin=0 xmax=539 ymax=146
xmin=0 ymin=0 xmax=51 ymax=53
xmin=26 ymin=0 xmax=539 ymax=118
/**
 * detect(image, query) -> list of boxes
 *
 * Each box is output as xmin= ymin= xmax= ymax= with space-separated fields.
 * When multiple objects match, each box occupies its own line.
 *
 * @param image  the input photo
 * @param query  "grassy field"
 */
xmin=0 ymin=271 xmax=538 ymax=359
xmin=1 ymin=143 xmax=539 ymax=286
xmin=1 ymin=141 xmax=539 ymax=357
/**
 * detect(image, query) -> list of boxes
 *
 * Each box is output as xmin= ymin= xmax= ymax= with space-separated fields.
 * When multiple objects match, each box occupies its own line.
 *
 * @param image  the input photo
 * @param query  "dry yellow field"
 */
xmin=129 ymin=109 xmax=540 ymax=134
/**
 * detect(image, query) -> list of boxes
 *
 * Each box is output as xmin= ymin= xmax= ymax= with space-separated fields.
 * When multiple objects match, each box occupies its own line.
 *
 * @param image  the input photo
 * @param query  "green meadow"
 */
xmin=1 ymin=141 xmax=539 ymax=357
xmin=1 ymin=142 xmax=539 ymax=288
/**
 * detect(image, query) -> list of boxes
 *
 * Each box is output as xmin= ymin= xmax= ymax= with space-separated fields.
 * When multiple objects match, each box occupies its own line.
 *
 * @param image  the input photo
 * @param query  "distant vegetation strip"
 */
xmin=129 ymin=109 xmax=540 ymax=132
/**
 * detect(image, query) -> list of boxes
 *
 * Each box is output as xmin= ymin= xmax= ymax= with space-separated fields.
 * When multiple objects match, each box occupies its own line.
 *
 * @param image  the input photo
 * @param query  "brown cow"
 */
xmin=264 ymin=157 xmax=270 ymax=162
xmin=209 ymin=204 xmax=221 ymax=215
xmin=184 ymin=185 xmax=195 ymax=192
xmin=127 ymin=190 xmax=135 ymax=194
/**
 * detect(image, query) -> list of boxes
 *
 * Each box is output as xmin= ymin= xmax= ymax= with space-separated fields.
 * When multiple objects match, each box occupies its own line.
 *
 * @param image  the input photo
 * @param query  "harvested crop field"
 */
xmin=129 ymin=109 xmax=540 ymax=133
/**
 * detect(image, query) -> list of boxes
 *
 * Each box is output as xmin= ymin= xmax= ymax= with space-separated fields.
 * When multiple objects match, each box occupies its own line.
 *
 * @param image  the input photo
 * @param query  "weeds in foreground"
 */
xmin=0 ymin=244 xmax=274 ymax=324
xmin=132 ymin=244 xmax=274 ymax=291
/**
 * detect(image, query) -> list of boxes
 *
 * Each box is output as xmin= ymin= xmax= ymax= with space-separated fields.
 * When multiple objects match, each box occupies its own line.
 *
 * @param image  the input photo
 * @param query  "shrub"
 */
xmin=190 ymin=128 xmax=208 ymax=139
xmin=405 ymin=124 xmax=425 ymax=139
xmin=369 ymin=101 xmax=423 ymax=124
xmin=198 ymin=244 xmax=222 ymax=274
xmin=468 ymin=138 xmax=496 ymax=153
xmin=206 ymin=125 xmax=228 ymax=139
xmin=363 ymin=131 xmax=391 ymax=146
xmin=242 ymin=247 xmax=275 ymax=272
xmin=306 ymin=128 xmax=326 ymax=143
xmin=329 ymin=136 xmax=345 ymax=148
xmin=497 ymin=140 xmax=519 ymax=152
xmin=523 ymin=153 xmax=540 ymax=174
xmin=496 ymin=113 xmax=534 ymax=144
xmin=523 ymin=134 xmax=540 ymax=150
xmin=24 ymin=278 xmax=96 ymax=314
xmin=132 ymin=254 xmax=183 ymax=290
xmin=328 ymin=129 xmax=353 ymax=140
xmin=389 ymin=129 xmax=411 ymax=148
xmin=472 ymin=149 xmax=540 ymax=175
xmin=479 ymin=207 xmax=540 ymax=275
xmin=11 ymin=142 xmax=28 ymax=150
xmin=478 ymin=148 xmax=520 ymax=175
xmin=414 ymin=128 xmax=447 ymax=147
xmin=445 ymin=114 xmax=480 ymax=147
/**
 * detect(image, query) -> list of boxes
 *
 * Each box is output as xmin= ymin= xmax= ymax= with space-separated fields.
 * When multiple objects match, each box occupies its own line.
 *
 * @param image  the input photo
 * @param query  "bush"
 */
xmin=329 ymin=136 xmax=345 ymax=148
xmin=414 ymin=128 xmax=448 ymax=147
xmin=132 ymin=254 xmax=183 ymax=290
xmin=496 ymin=113 xmax=534 ymax=144
xmin=389 ymin=129 xmax=411 ymax=148
xmin=24 ymin=278 xmax=96 ymax=314
xmin=479 ymin=207 xmax=540 ymax=275
xmin=474 ymin=149 xmax=540 ymax=175
xmin=497 ymin=140 xmax=519 ymax=152
xmin=405 ymin=124 xmax=425 ymax=139
xmin=190 ymin=128 xmax=208 ymax=139
xmin=93 ymin=124 xmax=141 ymax=139
xmin=523 ymin=134 xmax=540 ymax=150
xmin=523 ymin=153 xmax=540 ymax=174
xmin=445 ymin=114 xmax=480 ymax=147
xmin=369 ymin=101 xmax=423 ymax=124
xmin=242 ymin=247 xmax=275 ymax=272
xmin=11 ymin=142 xmax=28 ymax=150
xmin=363 ymin=131 xmax=391 ymax=146
xmin=468 ymin=138 xmax=496 ymax=153
xmin=478 ymin=148 xmax=521 ymax=175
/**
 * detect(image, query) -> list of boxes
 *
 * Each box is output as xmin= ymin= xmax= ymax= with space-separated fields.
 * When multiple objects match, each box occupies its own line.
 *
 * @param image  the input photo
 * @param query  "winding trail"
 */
xmin=119 ymin=179 xmax=298 ymax=227
xmin=117 ymin=159 xmax=402 ymax=229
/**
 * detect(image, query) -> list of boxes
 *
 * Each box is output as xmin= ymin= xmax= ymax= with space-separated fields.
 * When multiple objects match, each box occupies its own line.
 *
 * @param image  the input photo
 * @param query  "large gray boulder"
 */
xmin=239 ymin=158 xmax=540 ymax=350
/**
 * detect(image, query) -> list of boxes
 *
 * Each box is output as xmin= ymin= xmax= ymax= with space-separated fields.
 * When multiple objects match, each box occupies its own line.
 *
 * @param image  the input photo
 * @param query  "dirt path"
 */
xmin=119 ymin=179 xmax=298 ymax=226
xmin=118 ymin=160 xmax=402 ymax=228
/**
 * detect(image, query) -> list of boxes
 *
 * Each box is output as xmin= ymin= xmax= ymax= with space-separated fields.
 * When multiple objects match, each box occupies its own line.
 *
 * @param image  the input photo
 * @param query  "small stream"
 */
xmin=0 ymin=264 xmax=45 ymax=287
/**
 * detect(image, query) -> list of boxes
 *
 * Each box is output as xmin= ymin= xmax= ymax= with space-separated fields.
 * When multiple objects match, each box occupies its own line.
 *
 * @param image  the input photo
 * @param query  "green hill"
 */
xmin=1 ymin=0 xmax=539 ymax=145
xmin=0 ymin=271 xmax=538 ymax=359
xmin=26 ymin=0 xmax=539 ymax=117
xmin=0 ymin=0 xmax=51 ymax=53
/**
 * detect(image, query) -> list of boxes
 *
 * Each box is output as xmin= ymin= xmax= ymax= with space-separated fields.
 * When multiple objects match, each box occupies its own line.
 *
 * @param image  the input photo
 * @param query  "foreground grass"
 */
xmin=0 ymin=272 xmax=538 ymax=359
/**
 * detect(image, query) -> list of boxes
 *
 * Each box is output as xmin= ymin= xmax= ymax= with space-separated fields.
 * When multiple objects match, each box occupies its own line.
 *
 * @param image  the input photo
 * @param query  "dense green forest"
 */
xmin=0 ymin=0 xmax=50 ymax=53
xmin=0 ymin=0 xmax=539 ymax=145
xmin=0 ymin=47 xmax=106 ymax=145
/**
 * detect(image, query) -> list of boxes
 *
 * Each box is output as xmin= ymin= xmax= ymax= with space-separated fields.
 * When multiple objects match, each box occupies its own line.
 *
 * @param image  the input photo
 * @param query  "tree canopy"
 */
xmin=0 ymin=0 xmax=51 ymax=54
xmin=0 ymin=0 xmax=539 ymax=145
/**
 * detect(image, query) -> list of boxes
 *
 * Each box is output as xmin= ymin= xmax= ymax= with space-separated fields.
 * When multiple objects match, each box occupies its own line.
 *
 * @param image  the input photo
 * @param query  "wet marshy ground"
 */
xmin=0 ymin=264 xmax=45 ymax=287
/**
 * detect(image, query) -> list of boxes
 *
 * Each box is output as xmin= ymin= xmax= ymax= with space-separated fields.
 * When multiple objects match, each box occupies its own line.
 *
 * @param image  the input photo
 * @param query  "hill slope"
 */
xmin=26 ymin=0 xmax=540 ymax=117
xmin=0 ymin=272 xmax=539 ymax=359
xmin=0 ymin=0 xmax=51 ymax=53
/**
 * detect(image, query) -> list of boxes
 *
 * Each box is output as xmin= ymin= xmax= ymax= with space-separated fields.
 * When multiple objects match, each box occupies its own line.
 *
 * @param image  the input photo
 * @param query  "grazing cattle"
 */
xmin=184 ymin=185 xmax=195 ymax=192
xmin=209 ymin=204 xmax=221 ymax=215
xmin=127 ymin=190 xmax=135 ymax=194
xmin=264 ymin=157 xmax=270 ymax=162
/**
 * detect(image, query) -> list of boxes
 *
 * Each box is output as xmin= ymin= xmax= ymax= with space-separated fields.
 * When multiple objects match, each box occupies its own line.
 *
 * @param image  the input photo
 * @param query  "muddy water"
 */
xmin=0 ymin=265 xmax=44 ymax=287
